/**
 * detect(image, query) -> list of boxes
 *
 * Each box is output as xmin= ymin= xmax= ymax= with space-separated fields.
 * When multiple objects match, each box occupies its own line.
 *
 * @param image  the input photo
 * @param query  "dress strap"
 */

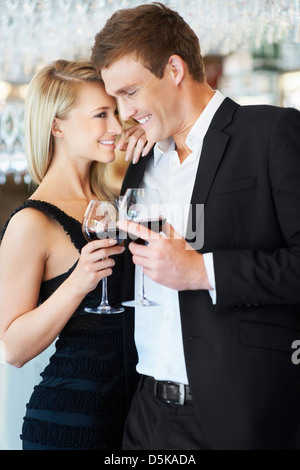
xmin=1 ymin=199 xmax=86 ymax=252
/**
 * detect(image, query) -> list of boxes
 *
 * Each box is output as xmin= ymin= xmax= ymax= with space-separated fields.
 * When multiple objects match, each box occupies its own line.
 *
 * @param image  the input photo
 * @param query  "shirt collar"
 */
xmin=153 ymin=137 xmax=175 ymax=166
xmin=153 ymin=90 xmax=225 ymax=166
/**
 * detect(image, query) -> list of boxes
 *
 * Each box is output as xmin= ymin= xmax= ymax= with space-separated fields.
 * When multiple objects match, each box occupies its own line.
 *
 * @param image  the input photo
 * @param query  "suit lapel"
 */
xmin=120 ymin=149 xmax=154 ymax=195
xmin=190 ymin=97 xmax=239 ymax=206
xmin=186 ymin=98 xmax=239 ymax=247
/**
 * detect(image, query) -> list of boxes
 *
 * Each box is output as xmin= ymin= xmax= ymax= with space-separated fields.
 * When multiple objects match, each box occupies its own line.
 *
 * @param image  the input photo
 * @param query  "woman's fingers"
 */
xmin=84 ymin=238 xmax=122 ymax=253
xmin=117 ymin=123 xmax=152 ymax=163
xmin=90 ymin=257 xmax=115 ymax=273
xmin=81 ymin=239 xmax=124 ymax=269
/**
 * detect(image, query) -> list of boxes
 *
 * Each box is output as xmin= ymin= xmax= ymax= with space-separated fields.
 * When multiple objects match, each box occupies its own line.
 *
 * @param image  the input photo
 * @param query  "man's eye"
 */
xmin=128 ymin=90 xmax=136 ymax=97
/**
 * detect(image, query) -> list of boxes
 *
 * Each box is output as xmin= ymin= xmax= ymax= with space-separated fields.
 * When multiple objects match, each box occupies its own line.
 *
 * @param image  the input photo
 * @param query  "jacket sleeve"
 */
xmin=212 ymin=107 xmax=300 ymax=312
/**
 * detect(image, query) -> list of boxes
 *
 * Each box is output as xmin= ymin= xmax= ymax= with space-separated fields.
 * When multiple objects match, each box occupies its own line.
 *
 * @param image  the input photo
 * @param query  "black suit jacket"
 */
xmin=121 ymin=98 xmax=300 ymax=449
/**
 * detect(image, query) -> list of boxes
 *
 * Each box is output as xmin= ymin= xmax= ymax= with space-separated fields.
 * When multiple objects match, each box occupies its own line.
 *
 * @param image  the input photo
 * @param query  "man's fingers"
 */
xmin=118 ymin=220 xmax=183 ymax=243
xmin=159 ymin=221 xmax=183 ymax=241
xmin=118 ymin=220 xmax=160 ymax=242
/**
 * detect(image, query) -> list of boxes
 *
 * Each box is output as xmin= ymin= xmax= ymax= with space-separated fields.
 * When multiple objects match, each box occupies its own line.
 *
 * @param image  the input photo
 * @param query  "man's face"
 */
xmin=101 ymin=55 xmax=179 ymax=144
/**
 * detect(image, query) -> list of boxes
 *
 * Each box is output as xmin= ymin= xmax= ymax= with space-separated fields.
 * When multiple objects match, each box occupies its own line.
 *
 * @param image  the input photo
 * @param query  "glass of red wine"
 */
xmin=82 ymin=200 xmax=125 ymax=314
xmin=119 ymin=188 xmax=167 ymax=307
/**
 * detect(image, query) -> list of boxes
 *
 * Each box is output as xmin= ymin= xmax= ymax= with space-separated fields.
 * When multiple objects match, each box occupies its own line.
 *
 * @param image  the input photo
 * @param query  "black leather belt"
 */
xmin=140 ymin=375 xmax=193 ymax=405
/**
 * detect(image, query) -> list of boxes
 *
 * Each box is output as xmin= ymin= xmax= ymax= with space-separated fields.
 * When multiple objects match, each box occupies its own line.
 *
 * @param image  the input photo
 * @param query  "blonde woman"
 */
xmin=0 ymin=60 xmax=150 ymax=450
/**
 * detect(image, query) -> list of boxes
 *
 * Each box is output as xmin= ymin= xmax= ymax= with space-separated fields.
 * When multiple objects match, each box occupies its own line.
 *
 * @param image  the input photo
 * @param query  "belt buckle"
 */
xmin=178 ymin=383 xmax=185 ymax=405
xmin=167 ymin=382 xmax=185 ymax=405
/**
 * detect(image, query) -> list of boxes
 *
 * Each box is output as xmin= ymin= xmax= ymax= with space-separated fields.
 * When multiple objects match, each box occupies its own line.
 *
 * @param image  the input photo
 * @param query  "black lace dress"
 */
xmin=2 ymin=200 xmax=126 ymax=450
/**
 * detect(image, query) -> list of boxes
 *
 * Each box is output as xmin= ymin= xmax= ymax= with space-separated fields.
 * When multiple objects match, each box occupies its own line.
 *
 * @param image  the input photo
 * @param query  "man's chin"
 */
xmin=145 ymin=130 xmax=163 ymax=145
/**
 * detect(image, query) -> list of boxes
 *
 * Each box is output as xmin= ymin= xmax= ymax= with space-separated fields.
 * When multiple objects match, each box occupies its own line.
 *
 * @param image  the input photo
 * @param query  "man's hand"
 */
xmin=118 ymin=220 xmax=212 ymax=291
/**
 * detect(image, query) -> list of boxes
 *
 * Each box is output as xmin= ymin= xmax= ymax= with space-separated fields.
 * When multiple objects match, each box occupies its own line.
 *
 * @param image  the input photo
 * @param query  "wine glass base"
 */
xmin=122 ymin=299 xmax=159 ymax=308
xmin=84 ymin=306 xmax=124 ymax=314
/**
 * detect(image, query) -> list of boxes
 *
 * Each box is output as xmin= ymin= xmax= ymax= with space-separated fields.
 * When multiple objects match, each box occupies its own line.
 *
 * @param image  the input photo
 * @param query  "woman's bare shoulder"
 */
xmin=1 ymin=206 xmax=53 ymax=254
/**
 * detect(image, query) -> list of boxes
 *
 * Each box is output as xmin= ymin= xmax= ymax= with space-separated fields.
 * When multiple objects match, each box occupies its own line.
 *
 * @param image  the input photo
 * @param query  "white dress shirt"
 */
xmin=134 ymin=90 xmax=225 ymax=384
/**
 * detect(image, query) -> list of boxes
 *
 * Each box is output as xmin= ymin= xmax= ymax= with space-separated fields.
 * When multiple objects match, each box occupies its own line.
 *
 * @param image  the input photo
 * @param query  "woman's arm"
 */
xmin=0 ymin=208 xmax=124 ymax=367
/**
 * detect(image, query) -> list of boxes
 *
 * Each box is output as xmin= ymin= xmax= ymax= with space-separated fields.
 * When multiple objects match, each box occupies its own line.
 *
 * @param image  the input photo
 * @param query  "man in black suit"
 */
xmin=92 ymin=2 xmax=300 ymax=450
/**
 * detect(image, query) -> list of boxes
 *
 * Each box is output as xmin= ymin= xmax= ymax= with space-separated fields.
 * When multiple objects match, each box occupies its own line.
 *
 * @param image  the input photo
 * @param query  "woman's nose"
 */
xmin=107 ymin=114 xmax=123 ymax=135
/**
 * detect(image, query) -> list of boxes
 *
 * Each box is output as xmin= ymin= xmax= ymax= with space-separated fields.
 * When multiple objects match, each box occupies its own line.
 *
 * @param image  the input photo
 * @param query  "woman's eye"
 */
xmin=128 ymin=90 xmax=136 ymax=97
xmin=95 ymin=112 xmax=106 ymax=118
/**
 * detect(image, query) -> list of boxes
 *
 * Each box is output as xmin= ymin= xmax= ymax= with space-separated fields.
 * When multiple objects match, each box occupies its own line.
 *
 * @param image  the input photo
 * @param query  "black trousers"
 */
xmin=122 ymin=377 xmax=211 ymax=450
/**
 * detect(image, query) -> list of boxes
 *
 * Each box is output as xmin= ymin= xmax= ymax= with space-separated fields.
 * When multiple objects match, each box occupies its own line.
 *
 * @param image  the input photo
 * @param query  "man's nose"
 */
xmin=118 ymin=98 xmax=135 ymax=122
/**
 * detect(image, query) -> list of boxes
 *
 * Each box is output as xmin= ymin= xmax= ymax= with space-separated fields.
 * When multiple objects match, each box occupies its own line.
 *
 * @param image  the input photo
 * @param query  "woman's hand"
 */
xmin=70 ymin=239 xmax=125 ymax=295
xmin=117 ymin=123 xmax=154 ymax=164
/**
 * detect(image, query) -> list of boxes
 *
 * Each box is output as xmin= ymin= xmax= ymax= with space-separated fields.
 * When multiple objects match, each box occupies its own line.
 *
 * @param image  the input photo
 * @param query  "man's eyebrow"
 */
xmin=115 ymin=85 xmax=137 ymax=96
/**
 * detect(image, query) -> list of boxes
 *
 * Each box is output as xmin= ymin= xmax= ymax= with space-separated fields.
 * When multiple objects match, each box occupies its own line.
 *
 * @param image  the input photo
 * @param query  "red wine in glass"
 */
xmin=83 ymin=227 xmax=126 ymax=245
xmin=82 ymin=200 xmax=125 ymax=314
xmin=133 ymin=217 xmax=167 ymax=245
xmin=119 ymin=188 xmax=167 ymax=307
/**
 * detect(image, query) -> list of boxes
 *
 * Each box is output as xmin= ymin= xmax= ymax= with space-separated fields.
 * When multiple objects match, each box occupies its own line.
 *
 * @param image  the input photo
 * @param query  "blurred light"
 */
xmin=0 ymin=81 xmax=12 ymax=102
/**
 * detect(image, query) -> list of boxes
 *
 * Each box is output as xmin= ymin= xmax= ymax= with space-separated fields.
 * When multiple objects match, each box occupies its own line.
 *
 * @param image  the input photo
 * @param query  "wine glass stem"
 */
xmin=139 ymin=266 xmax=147 ymax=302
xmin=100 ymin=276 xmax=109 ymax=307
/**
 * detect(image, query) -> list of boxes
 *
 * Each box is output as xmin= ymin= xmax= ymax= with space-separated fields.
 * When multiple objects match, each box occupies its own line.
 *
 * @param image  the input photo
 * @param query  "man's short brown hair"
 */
xmin=91 ymin=2 xmax=206 ymax=83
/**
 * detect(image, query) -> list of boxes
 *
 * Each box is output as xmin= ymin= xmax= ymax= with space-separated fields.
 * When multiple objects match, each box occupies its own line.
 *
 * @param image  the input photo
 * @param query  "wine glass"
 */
xmin=82 ymin=200 xmax=125 ymax=314
xmin=119 ymin=188 xmax=167 ymax=307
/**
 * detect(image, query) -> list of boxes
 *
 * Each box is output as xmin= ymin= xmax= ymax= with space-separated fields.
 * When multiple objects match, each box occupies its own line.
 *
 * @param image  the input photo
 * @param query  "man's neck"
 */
xmin=175 ymin=142 xmax=193 ymax=165
xmin=173 ymin=82 xmax=215 ymax=164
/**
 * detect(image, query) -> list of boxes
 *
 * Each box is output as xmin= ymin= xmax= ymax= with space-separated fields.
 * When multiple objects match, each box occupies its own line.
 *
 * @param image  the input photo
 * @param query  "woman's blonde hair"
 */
xmin=25 ymin=59 xmax=114 ymax=200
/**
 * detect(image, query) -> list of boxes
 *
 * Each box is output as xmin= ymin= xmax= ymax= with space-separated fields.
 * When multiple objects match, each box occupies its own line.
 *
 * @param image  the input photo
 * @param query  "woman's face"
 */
xmin=55 ymin=81 xmax=123 ymax=164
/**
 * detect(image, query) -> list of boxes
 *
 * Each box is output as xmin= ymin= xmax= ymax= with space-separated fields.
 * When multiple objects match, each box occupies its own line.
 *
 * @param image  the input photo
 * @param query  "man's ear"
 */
xmin=166 ymin=55 xmax=185 ymax=86
xmin=51 ymin=118 xmax=63 ymax=138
